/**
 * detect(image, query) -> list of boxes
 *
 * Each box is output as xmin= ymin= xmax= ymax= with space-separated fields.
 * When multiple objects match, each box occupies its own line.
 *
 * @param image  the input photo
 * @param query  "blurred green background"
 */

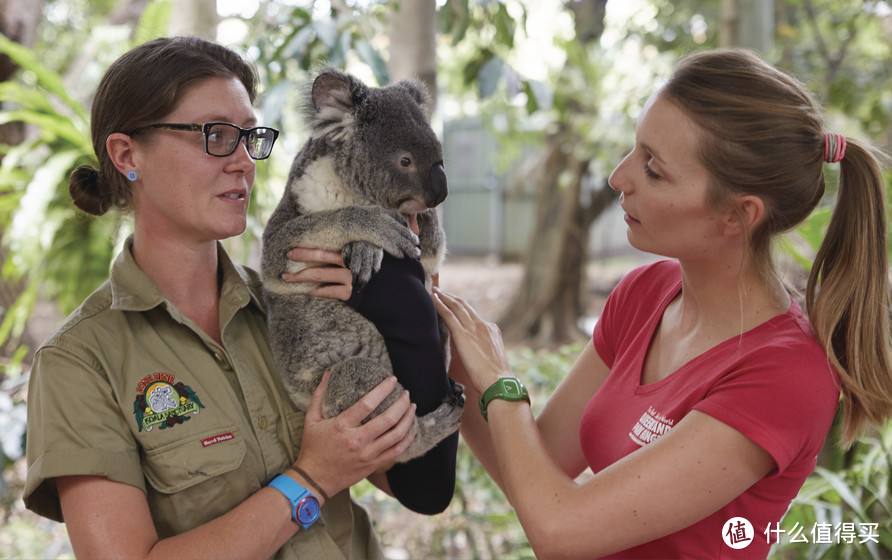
xmin=0 ymin=0 xmax=891 ymax=558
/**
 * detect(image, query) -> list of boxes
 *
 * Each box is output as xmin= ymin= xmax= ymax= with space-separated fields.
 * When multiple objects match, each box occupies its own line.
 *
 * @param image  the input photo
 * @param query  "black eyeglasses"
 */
xmin=127 ymin=122 xmax=280 ymax=160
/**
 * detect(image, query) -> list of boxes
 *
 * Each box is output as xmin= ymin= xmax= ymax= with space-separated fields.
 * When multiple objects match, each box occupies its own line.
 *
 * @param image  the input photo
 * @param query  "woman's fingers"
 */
xmin=282 ymin=263 xmax=353 ymax=301
xmin=287 ymin=247 xmax=345 ymax=267
xmin=380 ymin=420 xmax=418 ymax=464
xmin=310 ymin=285 xmax=353 ymax=302
xmin=282 ymin=266 xmax=352 ymax=286
xmin=433 ymin=290 xmax=466 ymax=332
xmin=433 ymin=288 xmax=475 ymax=328
xmin=362 ymin=391 xmax=412 ymax=438
xmin=365 ymin=399 xmax=417 ymax=458
xmin=339 ymin=376 xmax=398 ymax=426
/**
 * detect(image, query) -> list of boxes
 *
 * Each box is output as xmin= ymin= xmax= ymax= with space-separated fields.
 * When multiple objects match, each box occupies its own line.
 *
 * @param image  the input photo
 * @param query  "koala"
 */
xmin=261 ymin=69 xmax=463 ymax=464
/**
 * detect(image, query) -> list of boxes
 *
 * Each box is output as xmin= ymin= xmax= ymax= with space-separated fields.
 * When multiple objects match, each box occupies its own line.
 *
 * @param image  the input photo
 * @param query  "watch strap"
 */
xmin=479 ymin=377 xmax=530 ymax=421
xmin=268 ymin=474 xmax=319 ymax=529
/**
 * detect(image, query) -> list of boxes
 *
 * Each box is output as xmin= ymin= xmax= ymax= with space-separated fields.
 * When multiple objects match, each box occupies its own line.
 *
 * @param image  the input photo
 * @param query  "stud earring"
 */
xmin=126 ymin=170 xmax=139 ymax=182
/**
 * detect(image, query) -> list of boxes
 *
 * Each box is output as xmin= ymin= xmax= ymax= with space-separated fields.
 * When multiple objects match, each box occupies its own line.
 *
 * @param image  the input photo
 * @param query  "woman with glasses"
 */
xmin=23 ymin=36 xmax=412 ymax=559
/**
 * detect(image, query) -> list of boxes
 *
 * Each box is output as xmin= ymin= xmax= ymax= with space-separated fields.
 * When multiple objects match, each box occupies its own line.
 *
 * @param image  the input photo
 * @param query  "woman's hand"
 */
xmin=432 ymin=287 xmax=510 ymax=393
xmin=294 ymin=372 xmax=417 ymax=500
xmin=282 ymin=247 xmax=352 ymax=301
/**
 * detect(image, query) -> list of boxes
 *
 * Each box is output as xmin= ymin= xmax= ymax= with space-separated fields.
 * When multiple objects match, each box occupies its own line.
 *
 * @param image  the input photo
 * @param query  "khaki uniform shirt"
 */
xmin=24 ymin=237 xmax=384 ymax=560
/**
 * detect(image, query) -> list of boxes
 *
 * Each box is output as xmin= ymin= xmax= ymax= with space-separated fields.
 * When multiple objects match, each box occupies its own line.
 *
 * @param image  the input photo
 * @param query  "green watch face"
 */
xmin=501 ymin=378 xmax=522 ymax=395
xmin=480 ymin=377 xmax=530 ymax=421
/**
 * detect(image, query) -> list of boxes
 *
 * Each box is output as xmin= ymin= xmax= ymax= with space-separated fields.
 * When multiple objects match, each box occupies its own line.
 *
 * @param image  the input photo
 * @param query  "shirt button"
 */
xmin=212 ymin=351 xmax=232 ymax=369
xmin=258 ymin=416 xmax=269 ymax=430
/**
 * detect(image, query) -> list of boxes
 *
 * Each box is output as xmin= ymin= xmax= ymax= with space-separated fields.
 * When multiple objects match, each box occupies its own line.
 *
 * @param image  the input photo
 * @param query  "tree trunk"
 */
xmin=388 ymin=0 xmax=437 ymax=110
xmin=0 ymin=0 xmax=42 ymax=147
xmin=721 ymin=0 xmax=774 ymax=53
xmin=109 ymin=0 xmax=150 ymax=25
xmin=498 ymin=130 xmax=616 ymax=344
xmin=497 ymin=0 xmax=613 ymax=345
xmin=169 ymin=0 xmax=218 ymax=40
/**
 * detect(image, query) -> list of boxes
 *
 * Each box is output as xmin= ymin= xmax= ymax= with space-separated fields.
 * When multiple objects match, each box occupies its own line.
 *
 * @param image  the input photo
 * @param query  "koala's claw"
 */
xmin=343 ymin=241 xmax=384 ymax=286
xmin=448 ymin=381 xmax=465 ymax=407
xmin=377 ymin=211 xmax=421 ymax=260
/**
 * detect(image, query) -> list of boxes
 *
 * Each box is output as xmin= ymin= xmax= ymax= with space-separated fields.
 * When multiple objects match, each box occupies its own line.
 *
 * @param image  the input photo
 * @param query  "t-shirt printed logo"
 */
xmin=629 ymin=405 xmax=675 ymax=446
xmin=132 ymin=372 xmax=205 ymax=432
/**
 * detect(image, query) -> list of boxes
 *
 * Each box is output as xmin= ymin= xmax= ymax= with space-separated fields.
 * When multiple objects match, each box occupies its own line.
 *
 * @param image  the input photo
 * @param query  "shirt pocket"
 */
xmin=142 ymin=426 xmax=254 ymax=536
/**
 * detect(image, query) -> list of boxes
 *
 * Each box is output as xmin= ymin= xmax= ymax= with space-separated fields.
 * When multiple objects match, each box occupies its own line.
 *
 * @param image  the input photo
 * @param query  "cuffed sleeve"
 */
xmin=24 ymin=344 xmax=143 ymax=521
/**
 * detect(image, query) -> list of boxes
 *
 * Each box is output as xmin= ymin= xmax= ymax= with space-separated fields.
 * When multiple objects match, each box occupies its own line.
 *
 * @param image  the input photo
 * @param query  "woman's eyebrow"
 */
xmin=639 ymin=142 xmax=666 ymax=164
xmin=193 ymin=115 xmax=258 ymax=127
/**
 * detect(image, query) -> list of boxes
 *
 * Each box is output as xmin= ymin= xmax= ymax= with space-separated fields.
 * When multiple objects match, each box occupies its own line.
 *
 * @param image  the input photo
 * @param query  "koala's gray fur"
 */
xmin=261 ymin=69 xmax=463 ymax=463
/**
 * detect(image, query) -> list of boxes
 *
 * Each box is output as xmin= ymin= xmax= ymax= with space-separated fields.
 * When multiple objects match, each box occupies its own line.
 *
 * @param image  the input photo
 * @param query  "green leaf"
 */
xmin=798 ymin=206 xmax=832 ymax=252
xmin=0 ymin=110 xmax=91 ymax=153
xmin=0 ymin=282 xmax=36 ymax=348
xmin=462 ymin=48 xmax=494 ymax=87
xmin=522 ymin=81 xmax=539 ymax=113
xmin=133 ymin=0 xmax=172 ymax=46
xmin=0 ymin=82 xmax=56 ymax=114
xmin=444 ymin=0 xmax=471 ymax=45
xmin=813 ymin=467 xmax=869 ymax=519
xmin=494 ymin=3 xmax=515 ymax=48
xmin=0 ymin=35 xmax=86 ymax=119
xmin=778 ymin=235 xmax=814 ymax=272
xmin=355 ymin=40 xmax=389 ymax=86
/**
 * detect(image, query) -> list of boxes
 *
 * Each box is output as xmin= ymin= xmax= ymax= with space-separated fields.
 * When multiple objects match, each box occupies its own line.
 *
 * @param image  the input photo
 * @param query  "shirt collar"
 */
xmin=109 ymin=235 xmax=261 ymax=312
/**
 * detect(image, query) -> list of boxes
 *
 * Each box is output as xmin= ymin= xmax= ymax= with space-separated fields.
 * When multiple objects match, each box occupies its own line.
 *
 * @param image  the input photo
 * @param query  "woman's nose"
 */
xmin=607 ymin=154 xmax=631 ymax=193
xmin=227 ymin=140 xmax=255 ymax=172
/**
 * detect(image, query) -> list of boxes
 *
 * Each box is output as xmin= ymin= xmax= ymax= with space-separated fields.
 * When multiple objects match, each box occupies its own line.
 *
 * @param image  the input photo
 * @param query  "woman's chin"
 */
xmin=211 ymin=219 xmax=248 ymax=241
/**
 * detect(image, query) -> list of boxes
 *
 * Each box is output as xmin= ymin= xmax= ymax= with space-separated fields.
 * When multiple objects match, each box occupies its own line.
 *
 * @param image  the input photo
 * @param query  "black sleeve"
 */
xmin=347 ymin=253 xmax=458 ymax=514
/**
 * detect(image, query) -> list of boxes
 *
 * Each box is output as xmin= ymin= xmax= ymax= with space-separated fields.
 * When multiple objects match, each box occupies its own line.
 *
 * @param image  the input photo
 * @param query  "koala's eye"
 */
xmin=400 ymin=157 xmax=412 ymax=167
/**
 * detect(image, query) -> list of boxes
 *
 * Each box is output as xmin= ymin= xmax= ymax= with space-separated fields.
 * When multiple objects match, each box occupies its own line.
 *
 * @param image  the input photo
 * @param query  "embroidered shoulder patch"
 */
xmin=132 ymin=372 xmax=205 ymax=432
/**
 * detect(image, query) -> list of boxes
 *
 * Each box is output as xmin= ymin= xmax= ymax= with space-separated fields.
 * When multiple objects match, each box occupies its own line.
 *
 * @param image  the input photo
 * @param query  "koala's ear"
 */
xmin=393 ymin=80 xmax=433 ymax=120
xmin=306 ymin=69 xmax=369 ymax=143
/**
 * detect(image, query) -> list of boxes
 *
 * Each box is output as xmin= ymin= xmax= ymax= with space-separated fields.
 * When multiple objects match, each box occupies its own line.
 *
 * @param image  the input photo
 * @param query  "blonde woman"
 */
xmin=434 ymin=49 xmax=891 ymax=559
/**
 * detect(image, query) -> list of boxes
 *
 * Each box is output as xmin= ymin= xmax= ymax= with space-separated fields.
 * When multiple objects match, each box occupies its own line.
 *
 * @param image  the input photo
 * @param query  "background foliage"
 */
xmin=0 ymin=0 xmax=890 ymax=558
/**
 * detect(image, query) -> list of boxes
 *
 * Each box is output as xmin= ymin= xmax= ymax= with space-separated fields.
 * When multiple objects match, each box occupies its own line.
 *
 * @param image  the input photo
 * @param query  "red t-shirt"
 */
xmin=580 ymin=260 xmax=839 ymax=559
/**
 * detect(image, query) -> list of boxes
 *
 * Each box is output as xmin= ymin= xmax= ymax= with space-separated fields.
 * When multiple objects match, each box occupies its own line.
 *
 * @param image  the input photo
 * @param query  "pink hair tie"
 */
xmin=823 ymin=132 xmax=847 ymax=163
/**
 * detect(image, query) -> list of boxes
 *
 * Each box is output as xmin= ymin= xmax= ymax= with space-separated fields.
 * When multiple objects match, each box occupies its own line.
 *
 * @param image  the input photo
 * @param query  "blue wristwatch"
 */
xmin=268 ymin=474 xmax=321 ymax=530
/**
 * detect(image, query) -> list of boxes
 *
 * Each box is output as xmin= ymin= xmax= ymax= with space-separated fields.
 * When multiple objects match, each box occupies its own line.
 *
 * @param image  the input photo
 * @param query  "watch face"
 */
xmin=503 ymin=378 xmax=520 ymax=394
xmin=296 ymin=496 xmax=321 ymax=525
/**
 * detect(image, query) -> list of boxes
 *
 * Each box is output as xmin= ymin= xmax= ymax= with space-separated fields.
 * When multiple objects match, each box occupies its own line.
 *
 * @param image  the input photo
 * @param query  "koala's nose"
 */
xmin=427 ymin=162 xmax=448 ymax=207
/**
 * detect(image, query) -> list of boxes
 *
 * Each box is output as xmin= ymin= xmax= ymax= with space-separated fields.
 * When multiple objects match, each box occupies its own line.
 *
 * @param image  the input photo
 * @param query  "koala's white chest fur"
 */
xmin=292 ymin=156 xmax=360 ymax=214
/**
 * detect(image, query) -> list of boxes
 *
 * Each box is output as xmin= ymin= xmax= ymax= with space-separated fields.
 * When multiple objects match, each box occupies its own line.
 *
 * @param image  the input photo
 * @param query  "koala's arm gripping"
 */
xmin=261 ymin=205 xmax=420 ymax=283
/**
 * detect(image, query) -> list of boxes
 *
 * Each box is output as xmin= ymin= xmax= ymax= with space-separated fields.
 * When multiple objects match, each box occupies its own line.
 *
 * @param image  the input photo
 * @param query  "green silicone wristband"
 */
xmin=479 ymin=377 xmax=530 ymax=421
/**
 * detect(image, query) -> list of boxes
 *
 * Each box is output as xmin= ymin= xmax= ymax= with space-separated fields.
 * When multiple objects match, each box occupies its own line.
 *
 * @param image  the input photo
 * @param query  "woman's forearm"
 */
xmin=450 ymin=359 xmax=506 ymax=489
xmin=58 ymin=474 xmax=313 ymax=560
xmin=486 ymin=400 xmax=579 ymax=553
xmin=145 ymin=486 xmax=300 ymax=560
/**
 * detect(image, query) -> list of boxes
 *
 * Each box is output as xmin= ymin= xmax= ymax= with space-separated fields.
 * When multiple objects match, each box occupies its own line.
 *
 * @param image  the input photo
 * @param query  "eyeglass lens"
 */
xmin=206 ymin=123 xmax=276 ymax=159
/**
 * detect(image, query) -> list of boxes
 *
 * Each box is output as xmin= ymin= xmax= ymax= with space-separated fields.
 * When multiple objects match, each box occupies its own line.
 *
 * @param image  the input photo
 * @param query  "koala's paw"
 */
xmin=376 ymin=210 xmax=421 ymax=260
xmin=342 ymin=241 xmax=383 ymax=287
xmin=448 ymin=380 xmax=465 ymax=408
xmin=397 ymin=397 xmax=464 ymax=463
